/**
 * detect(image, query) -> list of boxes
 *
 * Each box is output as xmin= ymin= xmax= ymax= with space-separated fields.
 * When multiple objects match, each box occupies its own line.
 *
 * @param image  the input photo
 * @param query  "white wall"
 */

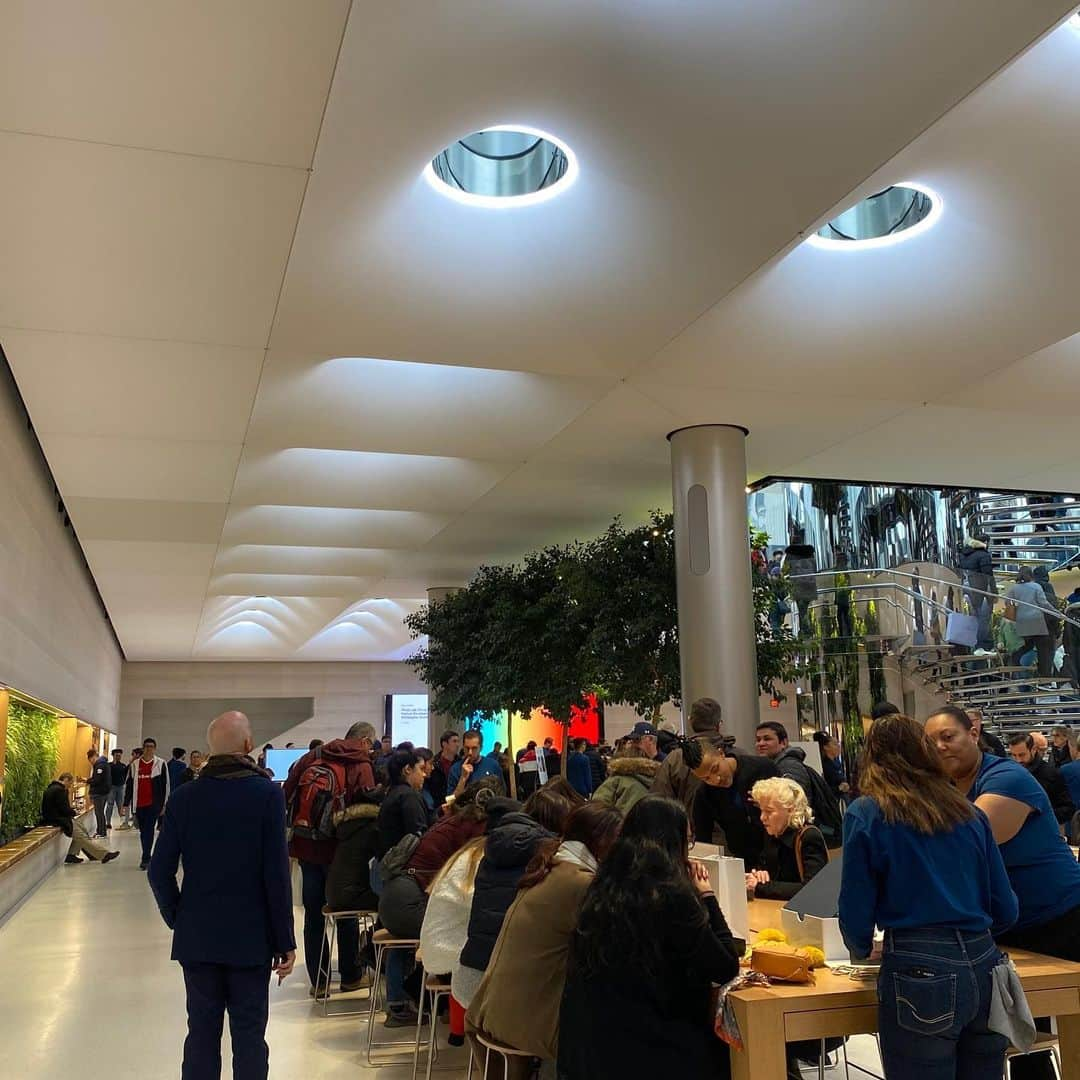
xmin=0 ymin=358 xmax=121 ymax=728
xmin=119 ymin=661 xmax=428 ymax=752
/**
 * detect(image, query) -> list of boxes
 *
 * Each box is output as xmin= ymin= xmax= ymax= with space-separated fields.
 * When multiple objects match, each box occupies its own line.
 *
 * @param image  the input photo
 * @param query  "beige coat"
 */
xmin=466 ymin=858 xmax=593 ymax=1061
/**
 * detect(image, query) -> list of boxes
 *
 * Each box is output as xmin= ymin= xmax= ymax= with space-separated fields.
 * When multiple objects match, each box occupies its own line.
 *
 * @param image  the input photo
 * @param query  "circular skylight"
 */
xmin=807 ymin=182 xmax=942 ymax=250
xmin=425 ymin=125 xmax=578 ymax=207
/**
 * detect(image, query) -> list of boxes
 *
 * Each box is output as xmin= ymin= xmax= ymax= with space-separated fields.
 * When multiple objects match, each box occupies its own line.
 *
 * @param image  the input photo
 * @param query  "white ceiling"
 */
xmin=2 ymin=0 xmax=1078 ymax=660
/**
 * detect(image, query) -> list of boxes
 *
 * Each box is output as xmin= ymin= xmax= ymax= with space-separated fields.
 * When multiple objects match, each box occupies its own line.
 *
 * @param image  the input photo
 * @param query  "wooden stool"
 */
xmin=366 ymin=929 xmax=421 ymax=1065
xmin=469 ymin=1031 xmax=535 ymax=1080
xmin=316 ymin=907 xmax=375 ymax=1015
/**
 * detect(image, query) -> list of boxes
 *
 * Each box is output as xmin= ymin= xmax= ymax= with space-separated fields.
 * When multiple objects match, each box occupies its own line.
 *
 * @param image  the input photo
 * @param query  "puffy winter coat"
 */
xmin=592 ymin=755 xmax=660 ymax=814
xmin=458 ymin=812 xmax=553 ymax=974
xmin=958 ymin=540 xmax=996 ymax=594
xmin=326 ymin=802 xmax=380 ymax=912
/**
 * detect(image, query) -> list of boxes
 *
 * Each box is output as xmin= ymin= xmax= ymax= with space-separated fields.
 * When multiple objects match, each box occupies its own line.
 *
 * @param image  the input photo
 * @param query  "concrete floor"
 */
xmin=0 ymin=825 xmax=884 ymax=1079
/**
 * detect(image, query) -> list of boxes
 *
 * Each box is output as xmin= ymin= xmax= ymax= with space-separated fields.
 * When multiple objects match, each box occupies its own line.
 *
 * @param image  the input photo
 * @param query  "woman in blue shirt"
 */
xmin=839 ymin=714 xmax=1017 ymax=1080
xmin=925 ymin=706 xmax=1080 ymax=954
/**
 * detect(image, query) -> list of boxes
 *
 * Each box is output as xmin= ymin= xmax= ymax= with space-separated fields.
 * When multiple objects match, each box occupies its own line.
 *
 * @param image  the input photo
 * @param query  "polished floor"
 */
xmin=0 ymin=827 xmax=469 ymax=1079
xmin=0 ymin=826 xmax=884 ymax=1079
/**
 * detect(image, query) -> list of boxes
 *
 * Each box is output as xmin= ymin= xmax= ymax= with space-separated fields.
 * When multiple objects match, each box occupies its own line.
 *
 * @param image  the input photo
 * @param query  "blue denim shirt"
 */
xmin=839 ymin=796 xmax=1017 ymax=958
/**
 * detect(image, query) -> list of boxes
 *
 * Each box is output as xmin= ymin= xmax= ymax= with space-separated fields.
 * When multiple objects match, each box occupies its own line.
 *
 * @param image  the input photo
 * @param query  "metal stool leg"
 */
xmin=320 ymin=915 xmax=338 ymax=1015
xmin=426 ymin=988 xmax=447 ymax=1080
xmin=366 ymin=943 xmax=386 ymax=1066
xmin=411 ymin=978 xmax=427 ymax=1080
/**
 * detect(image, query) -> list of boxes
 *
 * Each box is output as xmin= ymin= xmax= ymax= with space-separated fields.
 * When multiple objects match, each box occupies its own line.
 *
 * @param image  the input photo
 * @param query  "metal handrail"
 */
xmin=788 ymin=567 xmax=1080 ymax=631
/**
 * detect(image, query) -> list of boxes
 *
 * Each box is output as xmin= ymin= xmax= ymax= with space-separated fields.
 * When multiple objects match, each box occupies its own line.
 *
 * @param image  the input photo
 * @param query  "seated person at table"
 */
xmin=417 ymin=835 xmax=487 ymax=1047
xmin=559 ymin=796 xmax=740 ymax=1080
xmin=454 ymin=789 xmax=570 ymax=1010
xmin=840 ymin=714 xmax=1017 ymax=1080
xmin=745 ymin=777 xmax=827 ymax=900
xmin=467 ymin=801 xmax=623 ymax=1078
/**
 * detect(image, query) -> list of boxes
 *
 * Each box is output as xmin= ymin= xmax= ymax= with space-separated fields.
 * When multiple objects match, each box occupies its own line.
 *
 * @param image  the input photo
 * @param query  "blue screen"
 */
xmin=264 ymin=747 xmax=306 ymax=782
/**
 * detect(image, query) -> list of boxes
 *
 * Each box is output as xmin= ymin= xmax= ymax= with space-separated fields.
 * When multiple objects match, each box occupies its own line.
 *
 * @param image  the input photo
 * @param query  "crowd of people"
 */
xmin=80 ymin=691 xmax=1080 ymax=1080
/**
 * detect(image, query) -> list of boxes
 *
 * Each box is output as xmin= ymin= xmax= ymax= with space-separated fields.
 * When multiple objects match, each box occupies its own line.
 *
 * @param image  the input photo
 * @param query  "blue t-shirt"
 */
xmin=969 ymin=753 xmax=1080 ymax=930
xmin=447 ymin=752 xmax=503 ymax=793
xmin=839 ymin=795 xmax=1017 ymax=959
xmin=1061 ymin=761 xmax=1080 ymax=810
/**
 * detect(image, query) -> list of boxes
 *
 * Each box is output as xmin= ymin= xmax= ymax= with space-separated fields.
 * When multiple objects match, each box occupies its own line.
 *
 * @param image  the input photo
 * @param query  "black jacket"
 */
xmin=958 ymin=542 xmax=995 ymax=593
xmin=559 ymin=892 xmax=739 ymax=1080
xmin=772 ymin=746 xmax=813 ymax=799
xmin=109 ymin=761 xmax=129 ymax=787
xmin=148 ymin=755 xmax=295 ymax=967
xmin=753 ymin=825 xmax=828 ymax=901
xmin=585 ymin=749 xmax=607 ymax=790
xmin=376 ymin=783 xmax=430 ymax=856
xmin=1026 ymin=759 xmax=1075 ymax=825
xmin=326 ymin=802 xmax=380 ymax=913
xmin=694 ymin=753 xmax=779 ymax=867
xmin=459 ymin=811 xmax=552 ymax=972
xmin=40 ymin=781 xmax=75 ymax=836
xmin=88 ymin=757 xmax=112 ymax=797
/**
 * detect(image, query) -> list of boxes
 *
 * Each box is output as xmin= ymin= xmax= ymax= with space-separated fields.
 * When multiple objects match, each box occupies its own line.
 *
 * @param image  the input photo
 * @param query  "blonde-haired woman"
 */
xmin=746 ymin=776 xmax=828 ymax=900
xmin=418 ymin=836 xmax=486 ymax=1046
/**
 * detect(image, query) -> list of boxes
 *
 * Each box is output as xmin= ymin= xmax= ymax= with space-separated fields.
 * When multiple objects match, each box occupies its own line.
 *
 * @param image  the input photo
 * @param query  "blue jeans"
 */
xmin=878 ymin=927 xmax=1006 ymax=1080
xmin=181 ymin=962 xmax=270 ymax=1080
xmin=385 ymin=948 xmax=410 ymax=1008
xmin=106 ymin=784 xmax=125 ymax=826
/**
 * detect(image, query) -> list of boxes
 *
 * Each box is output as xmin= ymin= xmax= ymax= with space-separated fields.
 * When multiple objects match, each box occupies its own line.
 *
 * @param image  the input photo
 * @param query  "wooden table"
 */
xmin=729 ymin=899 xmax=1080 ymax=1080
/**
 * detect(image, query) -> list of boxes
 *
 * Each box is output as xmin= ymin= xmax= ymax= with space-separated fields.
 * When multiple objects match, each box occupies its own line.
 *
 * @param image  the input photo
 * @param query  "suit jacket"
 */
xmin=148 ymin=755 xmax=295 ymax=967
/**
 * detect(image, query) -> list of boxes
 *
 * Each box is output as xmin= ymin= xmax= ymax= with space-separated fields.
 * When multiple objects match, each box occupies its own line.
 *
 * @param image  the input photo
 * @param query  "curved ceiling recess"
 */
xmin=807 ymin=182 xmax=942 ymax=250
xmin=424 ymin=125 xmax=578 ymax=207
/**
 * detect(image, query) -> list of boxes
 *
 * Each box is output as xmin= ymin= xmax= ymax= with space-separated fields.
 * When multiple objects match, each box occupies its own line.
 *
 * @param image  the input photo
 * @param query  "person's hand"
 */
xmin=273 ymin=951 xmax=296 ymax=984
xmin=688 ymin=860 xmax=713 ymax=897
xmin=745 ymin=872 xmax=758 ymax=894
xmin=461 ymin=761 xmax=474 ymax=781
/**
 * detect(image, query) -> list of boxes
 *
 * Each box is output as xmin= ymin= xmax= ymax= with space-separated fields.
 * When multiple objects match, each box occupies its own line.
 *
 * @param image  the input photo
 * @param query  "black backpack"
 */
xmin=804 ymin=765 xmax=844 ymax=849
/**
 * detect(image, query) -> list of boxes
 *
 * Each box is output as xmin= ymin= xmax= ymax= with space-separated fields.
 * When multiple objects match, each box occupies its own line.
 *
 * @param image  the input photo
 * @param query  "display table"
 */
xmin=730 ymin=899 xmax=1080 ymax=1080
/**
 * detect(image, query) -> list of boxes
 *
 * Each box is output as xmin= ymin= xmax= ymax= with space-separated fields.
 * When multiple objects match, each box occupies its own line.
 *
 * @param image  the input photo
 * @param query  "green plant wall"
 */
xmin=1 ymin=701 xmax=60 ymax=844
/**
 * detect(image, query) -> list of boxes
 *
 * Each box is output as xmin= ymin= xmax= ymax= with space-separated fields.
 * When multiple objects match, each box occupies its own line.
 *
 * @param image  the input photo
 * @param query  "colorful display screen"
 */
xmin=464 ymin=694 xmax=601 ymax=756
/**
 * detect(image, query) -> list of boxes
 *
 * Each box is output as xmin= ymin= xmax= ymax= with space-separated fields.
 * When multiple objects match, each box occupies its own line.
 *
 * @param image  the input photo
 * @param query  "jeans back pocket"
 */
xmin=892 ymin=971 xmax=958 ymax=1037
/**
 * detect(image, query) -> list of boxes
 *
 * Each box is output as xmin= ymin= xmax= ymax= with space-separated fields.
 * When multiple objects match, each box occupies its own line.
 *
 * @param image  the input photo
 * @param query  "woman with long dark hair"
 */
xmin=467 ymin=801 xmax=624 ymax=1075
xmin=376 ymin=750 xmax=429 ymax=856
xmin=558 ymin=795 xmax=740 ymax=1079
xmin=840 ymin=714 xmax=1017 ymax=1079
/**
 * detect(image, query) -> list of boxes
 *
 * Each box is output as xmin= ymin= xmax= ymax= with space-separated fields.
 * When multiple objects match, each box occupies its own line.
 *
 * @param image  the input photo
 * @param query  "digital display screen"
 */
xmin=388 ymin=693 xmax=429 ymax=748
xmin=264 ymin=747 xmax=306 ymax=782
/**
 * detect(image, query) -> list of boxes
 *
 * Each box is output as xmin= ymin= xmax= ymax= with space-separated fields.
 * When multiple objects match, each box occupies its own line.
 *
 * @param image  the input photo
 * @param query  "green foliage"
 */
xmin=1 ymin=701 xmax=59 ymax=844
xmin=408 ymin=509 xmax=802 ymax=723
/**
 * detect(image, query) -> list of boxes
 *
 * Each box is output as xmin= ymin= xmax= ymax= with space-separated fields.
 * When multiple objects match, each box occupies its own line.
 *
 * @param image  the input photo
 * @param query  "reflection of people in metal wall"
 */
xmin=783 ymin=530 xmax=817 ymax=636
xmin=833 ymin=550 xmax=853 ymax=638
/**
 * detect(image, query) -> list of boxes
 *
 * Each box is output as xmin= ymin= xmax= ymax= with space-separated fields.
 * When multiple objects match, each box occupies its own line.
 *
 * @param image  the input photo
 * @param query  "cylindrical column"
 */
xmin=668 ymin=425 xmax=759 ymax=749
xmin=425 ymin=587 xmax=459 ymax=748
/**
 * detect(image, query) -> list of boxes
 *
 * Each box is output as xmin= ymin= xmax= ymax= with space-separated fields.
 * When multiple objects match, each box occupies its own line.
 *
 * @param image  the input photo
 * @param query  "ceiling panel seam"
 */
xmin=0 ymin=125 xmax=313 ymax=173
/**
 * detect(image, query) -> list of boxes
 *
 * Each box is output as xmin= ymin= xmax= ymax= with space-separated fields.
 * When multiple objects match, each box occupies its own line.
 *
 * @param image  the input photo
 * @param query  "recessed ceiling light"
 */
xmin=1070 ymin=11 xmax=1080 ymax=30
xmin=424 ymin=124 xmax=578 ymax=208
xmin=806 ymin=182 xmax=942 ymax=251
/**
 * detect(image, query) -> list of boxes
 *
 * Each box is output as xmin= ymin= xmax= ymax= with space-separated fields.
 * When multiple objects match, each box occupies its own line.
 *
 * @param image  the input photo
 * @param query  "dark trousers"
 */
xmin=299 ymin=860 xmax=359 ymax=988
xmin=181 ymin=962 xmax=270 ymax=1080
xmin=135 ymin=805 xmax=157 ymax=863
xmin=1013 ymin=635 xmax=1054 ymax=679
xmin=997 ymin=904 xmax=1080 ymax=1080
xmin=92 ymin=794 xmax=108 ymax=836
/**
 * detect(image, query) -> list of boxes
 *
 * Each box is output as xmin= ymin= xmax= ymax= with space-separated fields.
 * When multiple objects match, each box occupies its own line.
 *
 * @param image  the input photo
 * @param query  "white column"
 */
xmin=668 ymin=424 xmax=759 ymax=749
